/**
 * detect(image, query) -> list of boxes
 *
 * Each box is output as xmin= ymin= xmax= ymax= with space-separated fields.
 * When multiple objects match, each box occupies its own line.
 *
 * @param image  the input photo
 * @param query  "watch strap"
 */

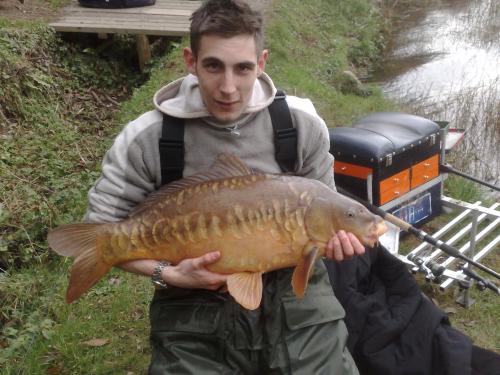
xmin=151 ymin=260 xmax=171 ymax=289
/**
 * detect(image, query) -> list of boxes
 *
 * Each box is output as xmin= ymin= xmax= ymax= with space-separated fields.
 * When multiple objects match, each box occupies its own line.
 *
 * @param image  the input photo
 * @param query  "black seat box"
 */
xmin=329 ymin=112 xmax=442 ymax=217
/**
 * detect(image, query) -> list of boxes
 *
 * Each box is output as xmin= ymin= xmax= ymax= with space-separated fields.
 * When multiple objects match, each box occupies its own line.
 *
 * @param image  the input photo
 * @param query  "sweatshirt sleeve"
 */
xmin=83 ymin=111 xmax=162 ymax=223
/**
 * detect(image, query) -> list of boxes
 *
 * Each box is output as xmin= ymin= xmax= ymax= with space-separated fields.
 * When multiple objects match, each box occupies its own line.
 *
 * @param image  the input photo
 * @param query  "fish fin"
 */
xmin=129 ymin=153 xmax=257 ymax=217
xmin=292 ymin=246 xmax=319 ymax=298
xmin=48 ymin=223 xmax=103 ymax=257
xmin=227 ymin=272 xmax=263 ymax=310
xmin=48 ymin=223 xmax=111 ymax=303
xmin=66 ymin=245 xmax=111 ymax=303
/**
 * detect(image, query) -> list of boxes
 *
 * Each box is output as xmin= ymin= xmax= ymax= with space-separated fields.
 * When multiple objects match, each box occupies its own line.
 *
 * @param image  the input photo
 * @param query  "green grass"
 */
xmin=265 ymin=0 xmax=395 ymax=126
xmin=0 ymin=262 xmax=152 ymax=374
xmin=0 ymin=22 xmax=144 ymax=268
xmin=0 ymin=21 xmax=151 ymax=371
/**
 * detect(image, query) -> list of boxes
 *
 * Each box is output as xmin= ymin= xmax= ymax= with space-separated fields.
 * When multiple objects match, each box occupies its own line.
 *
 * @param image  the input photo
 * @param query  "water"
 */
xmin=373 ymin=0 xmax=500 ymax=188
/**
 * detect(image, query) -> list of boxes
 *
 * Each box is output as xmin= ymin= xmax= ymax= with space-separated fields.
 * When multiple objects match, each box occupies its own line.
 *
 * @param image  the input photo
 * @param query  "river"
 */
xmin=372 ymin=0 xmax=499 ymax=190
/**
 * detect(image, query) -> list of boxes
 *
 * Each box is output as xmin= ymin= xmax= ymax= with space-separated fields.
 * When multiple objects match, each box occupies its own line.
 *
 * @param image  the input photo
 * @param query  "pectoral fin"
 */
xmin=227 ymin=272 xmax=263 ymax=310
xmin=292 ymin=246 xmax=319 ymax=298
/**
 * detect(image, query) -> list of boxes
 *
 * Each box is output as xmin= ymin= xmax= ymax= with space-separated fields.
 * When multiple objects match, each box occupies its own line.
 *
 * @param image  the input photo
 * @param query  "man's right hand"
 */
xmin=116 ymin=251 xmax=228 ymax=291
xmin=162 ymin=251 xmax=228 ymax=290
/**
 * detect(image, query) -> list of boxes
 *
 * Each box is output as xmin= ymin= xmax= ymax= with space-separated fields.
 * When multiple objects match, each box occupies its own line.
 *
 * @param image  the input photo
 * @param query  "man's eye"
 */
xmin=206 ymin=63 xmax=219 ymax=71
xmin=204 ymin=62 xmax=221 ymax=72
xmin=238 ymin=65 xmax=253 ymax=73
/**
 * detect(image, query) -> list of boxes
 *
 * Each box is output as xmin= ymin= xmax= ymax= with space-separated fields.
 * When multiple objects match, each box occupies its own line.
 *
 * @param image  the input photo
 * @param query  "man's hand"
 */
xmin=325 ymin=230 xmax=365 ymax=261
xmin=162 ymin=251 xmax=228 ymax=290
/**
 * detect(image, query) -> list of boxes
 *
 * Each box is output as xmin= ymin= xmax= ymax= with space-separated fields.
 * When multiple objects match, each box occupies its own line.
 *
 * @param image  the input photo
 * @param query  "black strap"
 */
xmin=268 ymin=90 xmax=297 ymax=173
xmin=159 ymin=114 xmax=184 ymax=185
xmin=159 ymin=89 xmax=297 ymax=185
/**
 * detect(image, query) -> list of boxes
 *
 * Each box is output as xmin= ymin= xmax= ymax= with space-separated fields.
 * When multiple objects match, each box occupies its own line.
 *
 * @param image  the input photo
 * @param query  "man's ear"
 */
xmin=183 ymin=47 xmax=197 ymax=75
xmin=257 ymin=49 xmax=269 ymax=76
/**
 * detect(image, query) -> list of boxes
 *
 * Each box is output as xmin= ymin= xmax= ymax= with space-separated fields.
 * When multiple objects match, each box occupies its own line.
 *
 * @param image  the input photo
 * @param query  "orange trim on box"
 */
xmin=411 ymin=154 xmax=439 ymax=189
xmin=379 ymin=183 xmax=411 ymax=205
xmin=379 ymin=169 xmax=410 ymax=194
xmin=334 ymin=161 xmax=373 ymax=179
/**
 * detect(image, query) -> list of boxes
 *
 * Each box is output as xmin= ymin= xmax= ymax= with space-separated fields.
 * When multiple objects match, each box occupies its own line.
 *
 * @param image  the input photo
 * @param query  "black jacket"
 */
xmin=325 ymin=246 xmax=474 ymax=375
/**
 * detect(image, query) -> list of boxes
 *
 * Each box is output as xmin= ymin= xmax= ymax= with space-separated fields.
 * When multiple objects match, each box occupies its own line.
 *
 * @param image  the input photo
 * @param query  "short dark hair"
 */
xmin=190 ymin=0 xmax=264 ymax=57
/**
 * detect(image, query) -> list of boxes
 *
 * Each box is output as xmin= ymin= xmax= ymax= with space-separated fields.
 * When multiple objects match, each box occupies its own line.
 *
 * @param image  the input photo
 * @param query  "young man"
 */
xmin=85 ymin=0 xmax=364 ymax=373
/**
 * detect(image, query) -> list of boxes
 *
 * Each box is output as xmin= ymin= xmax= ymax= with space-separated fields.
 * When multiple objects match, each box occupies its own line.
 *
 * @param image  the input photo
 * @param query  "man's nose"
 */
xmin=219 ymin=71 xmax=237 ymax=95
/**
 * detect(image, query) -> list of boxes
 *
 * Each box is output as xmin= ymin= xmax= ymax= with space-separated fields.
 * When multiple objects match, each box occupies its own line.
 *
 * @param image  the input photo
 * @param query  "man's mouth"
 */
xmin=216 ymin=100 xmax=239 ymax=109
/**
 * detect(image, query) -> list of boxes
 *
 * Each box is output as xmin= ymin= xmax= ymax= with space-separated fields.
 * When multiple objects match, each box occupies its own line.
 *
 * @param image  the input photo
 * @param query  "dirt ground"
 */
xmin=0 ymin=0 xmax=58 ymax=20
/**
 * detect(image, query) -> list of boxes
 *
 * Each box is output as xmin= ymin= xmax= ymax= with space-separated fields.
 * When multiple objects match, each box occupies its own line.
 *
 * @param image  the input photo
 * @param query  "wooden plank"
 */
xmin=71 ymin=0 xmax=200 ymax=5
xmin=50 ymin=23 xmax=188 ymax=36
xmin=51 ymin=17 xmax=189 ymax=29
xmin=50 ymin=19 xmax=190 ymax=29
xmin=62 ymin=4 xmax=194 ymax=11
xmin=49 ymin=0 xmax=200 ymax=36
xmin=50 ymin=24 xmax=189 ymax=33
xmin=61 ymin=7 xmax=194 ymax=15
xmin=64 ymin=3 xmax=199 ymax=10
xmin=62 ymin=0 xmax=200 ymax=11
xmin=53 ymin=13 xmax=191 ymax=21
xmin=50 ymin=21 xmax=188 ymax=29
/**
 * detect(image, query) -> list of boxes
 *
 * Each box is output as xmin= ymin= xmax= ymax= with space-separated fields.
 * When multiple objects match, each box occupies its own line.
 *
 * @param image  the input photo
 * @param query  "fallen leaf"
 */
xmin=83 ymin=338 xmax=109 ymax=347
xmin=108 ymin=276 xmax=121 ymax=286
xmin=46 ymin=364 xmax=65 ymax=375
xmin=444 ymin=307 xmax=457 ymax=315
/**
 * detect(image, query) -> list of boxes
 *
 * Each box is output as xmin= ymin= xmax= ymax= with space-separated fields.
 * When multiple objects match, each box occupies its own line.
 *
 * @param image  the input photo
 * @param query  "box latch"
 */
xmin=385 ymin=153 xmax=393 ymax=167
xmin=430 ymin=133 xmax=436 ymax=146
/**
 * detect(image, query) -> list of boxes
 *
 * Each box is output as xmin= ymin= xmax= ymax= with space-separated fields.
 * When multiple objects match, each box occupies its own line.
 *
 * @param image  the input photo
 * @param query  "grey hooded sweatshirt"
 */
xmin=85 ymin=73 xmax=335 ymax=223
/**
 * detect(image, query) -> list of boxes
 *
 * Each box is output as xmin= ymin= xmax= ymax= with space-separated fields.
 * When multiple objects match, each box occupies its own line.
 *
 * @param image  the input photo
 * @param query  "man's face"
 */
xmin=184 ymin=34 xmax=268 ymax=123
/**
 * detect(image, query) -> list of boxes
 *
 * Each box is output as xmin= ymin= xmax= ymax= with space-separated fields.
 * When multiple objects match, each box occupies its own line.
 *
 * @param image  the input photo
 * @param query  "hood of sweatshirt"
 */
xmin=153 ymin=73 xmax=277 ymax=128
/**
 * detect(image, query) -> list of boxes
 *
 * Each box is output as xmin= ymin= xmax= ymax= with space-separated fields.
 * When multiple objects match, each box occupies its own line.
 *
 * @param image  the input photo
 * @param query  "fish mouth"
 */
xmin=375 ymin=220 xmax=388 ymax=236
xmin=363 ymin=220 xmax=388 ymax=247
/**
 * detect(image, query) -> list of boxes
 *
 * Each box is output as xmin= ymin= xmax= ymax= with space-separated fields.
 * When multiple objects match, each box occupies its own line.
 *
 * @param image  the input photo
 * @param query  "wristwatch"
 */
xmin=151 ymin=261 xmax=171 ymax=289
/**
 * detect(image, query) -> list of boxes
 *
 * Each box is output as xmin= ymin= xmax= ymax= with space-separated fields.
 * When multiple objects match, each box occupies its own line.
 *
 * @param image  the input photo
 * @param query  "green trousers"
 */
xmin=148 ymin=262 xmax=359 ymax=375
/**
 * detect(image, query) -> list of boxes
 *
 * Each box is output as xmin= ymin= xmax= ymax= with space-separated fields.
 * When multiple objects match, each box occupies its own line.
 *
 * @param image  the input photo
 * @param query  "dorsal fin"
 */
xmin=129 ymin=153 xmax=255 ymax=217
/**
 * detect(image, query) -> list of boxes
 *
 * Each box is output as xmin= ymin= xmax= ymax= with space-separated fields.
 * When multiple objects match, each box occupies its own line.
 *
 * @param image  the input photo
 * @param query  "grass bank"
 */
xmin=0 ymin=18 xmax=153 ymax=373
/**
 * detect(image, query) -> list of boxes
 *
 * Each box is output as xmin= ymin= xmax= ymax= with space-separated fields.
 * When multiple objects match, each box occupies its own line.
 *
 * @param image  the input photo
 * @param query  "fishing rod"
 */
xmin=460 ymin=267 xmax=500 ymax=294
xmin=440 ymin=163 xmax=500 ymax=192
xmin=337 ymin=187 xmax=500 ymax=286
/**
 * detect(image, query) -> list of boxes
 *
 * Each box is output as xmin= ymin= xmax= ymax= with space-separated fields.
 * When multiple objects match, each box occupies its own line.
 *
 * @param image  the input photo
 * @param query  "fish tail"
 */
xmin=48 ymin=223 xmax=111 ymax=303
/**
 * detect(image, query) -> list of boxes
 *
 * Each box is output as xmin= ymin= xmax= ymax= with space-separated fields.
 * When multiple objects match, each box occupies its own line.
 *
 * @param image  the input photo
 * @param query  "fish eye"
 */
xmin=346 ymin=209 xmax=355 ymax=218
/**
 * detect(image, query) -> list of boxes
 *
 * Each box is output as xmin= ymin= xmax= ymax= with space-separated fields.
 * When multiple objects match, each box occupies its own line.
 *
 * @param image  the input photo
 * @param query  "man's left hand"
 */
xmin=325 ymin=230 xmax=365 ymax=261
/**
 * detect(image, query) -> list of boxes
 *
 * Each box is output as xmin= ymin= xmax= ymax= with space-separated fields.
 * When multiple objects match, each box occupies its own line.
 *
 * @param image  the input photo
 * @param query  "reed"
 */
xmin=398 ymin=78 xmax=500 ymax=190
